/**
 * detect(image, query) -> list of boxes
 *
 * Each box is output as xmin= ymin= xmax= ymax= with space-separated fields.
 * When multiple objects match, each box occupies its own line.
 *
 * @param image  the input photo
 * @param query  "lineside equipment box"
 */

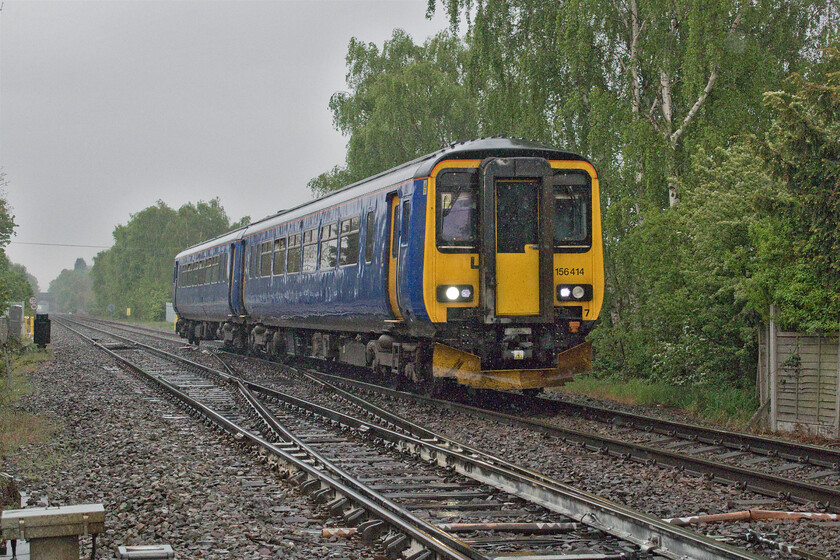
xmin=1 ymin=503 xmax=105 ymax=560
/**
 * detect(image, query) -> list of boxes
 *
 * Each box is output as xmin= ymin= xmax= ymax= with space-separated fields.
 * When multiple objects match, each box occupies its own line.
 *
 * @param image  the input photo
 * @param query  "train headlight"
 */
xmin=557 ymin=284 xmax=593 ymax=302
xmin=437 ymin=285 xmax=474 ymax=303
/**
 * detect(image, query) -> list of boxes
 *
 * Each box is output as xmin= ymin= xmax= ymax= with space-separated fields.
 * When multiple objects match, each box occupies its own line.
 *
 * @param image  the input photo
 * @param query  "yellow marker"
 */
xmin=126 ymin=308 xmax=131 ymax=317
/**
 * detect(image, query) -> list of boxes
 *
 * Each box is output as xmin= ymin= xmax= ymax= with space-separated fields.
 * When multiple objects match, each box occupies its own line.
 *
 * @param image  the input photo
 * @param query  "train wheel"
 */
xmin=233 ymin=330 xmax=247 ymax=353
xmin=522 ymin=388 xmax=543 ymax=398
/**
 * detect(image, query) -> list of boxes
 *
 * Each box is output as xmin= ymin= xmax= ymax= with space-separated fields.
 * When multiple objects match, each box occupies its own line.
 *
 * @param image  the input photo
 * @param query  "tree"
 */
xmin=309 ymin=29 xmax=479 ymax=195
xmin=748 ymin=46 xmax=840 ymax=332
xmin=430 ymin=0 xmax=832 ymax=207
xmin=49 ymin=262 xmax=93 ymax=314
xmin=91 ymin=199 xmax=248 ymax=320
xmin=0 ymin=180 xmax=33 ymax=313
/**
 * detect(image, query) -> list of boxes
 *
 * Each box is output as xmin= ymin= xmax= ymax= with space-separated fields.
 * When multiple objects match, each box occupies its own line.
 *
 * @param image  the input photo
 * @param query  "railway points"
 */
xmin=14 ymin=316 xmax=830 ymax=559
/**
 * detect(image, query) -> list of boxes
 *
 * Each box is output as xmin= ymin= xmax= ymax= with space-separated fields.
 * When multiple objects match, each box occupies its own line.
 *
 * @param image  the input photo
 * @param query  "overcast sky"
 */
xmin=1 ymin=0 xmax=450 ymax=290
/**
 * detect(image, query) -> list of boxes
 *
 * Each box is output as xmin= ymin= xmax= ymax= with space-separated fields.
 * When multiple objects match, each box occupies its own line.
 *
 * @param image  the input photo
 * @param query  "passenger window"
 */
xmin=364 ymin=211 xmax=375 ymax=264
xmin=320 ymin=223 xmax=338 ymax=269
xmin=260 ymin=241 xmax=273 ymax=277
xmin=339 ymin=216 xmax=360 ymax=266
xmin=199 ymin=260 xmax=206 ymax=285
xmin=287 ymin=233 xmax=302 ymax=273
xmin=391 ymin=204 xmax=400 ymax=258
xmin=273 ymin=238 xmax=286 ymax=275
xmin=401 ymin=202 xmax=410 ymax=245
xmin=302 ymin=228 xmax=318 ymax=272
xmin=223 ymin=253 xmax=228 ymax=280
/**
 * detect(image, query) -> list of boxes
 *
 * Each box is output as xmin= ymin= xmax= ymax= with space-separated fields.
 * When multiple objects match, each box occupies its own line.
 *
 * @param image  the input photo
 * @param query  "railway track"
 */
xmin=71 ymin=316 xmax=187 ymax=346
xmin=528 ymin=395 xmax=840 ymax=483
xmin=56 ymin=316 xmax=769 ymax=560
xmin=61 ymin=318 xmax=840 ymax=510
xmin=296 ymin=366 xmax=840 ymax=515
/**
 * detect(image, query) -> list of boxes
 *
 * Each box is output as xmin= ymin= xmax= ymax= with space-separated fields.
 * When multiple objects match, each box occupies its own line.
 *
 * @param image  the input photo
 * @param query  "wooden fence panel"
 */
xmin=763 ymin=327 xmax=840 ymax=438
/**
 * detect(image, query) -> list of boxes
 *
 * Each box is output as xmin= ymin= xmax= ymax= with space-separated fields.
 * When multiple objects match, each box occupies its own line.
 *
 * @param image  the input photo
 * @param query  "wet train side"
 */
xmin=173 ymin=138 xmax=604 ymax=391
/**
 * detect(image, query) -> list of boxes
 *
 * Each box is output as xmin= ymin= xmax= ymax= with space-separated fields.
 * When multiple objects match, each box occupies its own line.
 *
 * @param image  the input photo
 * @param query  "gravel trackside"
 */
xmin=0 ymin=328 xmax=380 ymax=560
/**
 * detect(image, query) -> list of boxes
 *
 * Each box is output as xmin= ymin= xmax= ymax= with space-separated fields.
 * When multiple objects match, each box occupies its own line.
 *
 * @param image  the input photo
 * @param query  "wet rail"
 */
xmin=296 ymin=366 xmax=840 ymax=514
xmin=55 ymin=316 xmax=768 ymax=560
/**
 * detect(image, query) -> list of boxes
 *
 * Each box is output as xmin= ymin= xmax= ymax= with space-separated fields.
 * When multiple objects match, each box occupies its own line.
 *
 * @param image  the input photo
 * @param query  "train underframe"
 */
xmin=177 ymin=315 xmax=593 ymax=391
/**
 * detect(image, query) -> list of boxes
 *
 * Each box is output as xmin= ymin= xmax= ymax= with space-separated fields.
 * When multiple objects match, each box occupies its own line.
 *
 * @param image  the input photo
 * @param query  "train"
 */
xmin=173 ymin=138 xmax=604 ymax=392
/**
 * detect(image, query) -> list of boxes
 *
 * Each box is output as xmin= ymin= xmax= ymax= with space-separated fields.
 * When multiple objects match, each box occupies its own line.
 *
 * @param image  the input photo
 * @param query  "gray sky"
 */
xmin=1 ymin=0 xmax=450 ymax=289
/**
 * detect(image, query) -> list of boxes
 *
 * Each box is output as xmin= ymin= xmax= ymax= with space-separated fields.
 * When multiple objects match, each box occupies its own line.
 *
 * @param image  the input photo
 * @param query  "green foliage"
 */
xmin=748 ymin=47 xmax=840 ymax=332
xmin=91 ymin=199 xmax=248 ymax=321
xmin=49 ymin=261 xmax=93 ymax=314
xmin=309 ymin=29 xmax=479 ymax=195
xmin=0 ymin=184 xmax=34 ymax=314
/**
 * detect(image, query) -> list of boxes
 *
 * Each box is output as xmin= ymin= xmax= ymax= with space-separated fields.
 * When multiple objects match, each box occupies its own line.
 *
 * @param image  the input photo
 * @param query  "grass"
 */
xmin=0 ymin=346 xmax=57 ymax=461
xmin=559 ymin=374 xmax=759 ymax=427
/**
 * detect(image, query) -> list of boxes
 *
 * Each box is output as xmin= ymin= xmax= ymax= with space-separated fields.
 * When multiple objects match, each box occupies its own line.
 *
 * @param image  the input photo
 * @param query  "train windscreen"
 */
xmin=437 ymin=170 xmax=478 ymax=250
xmin=554 ymin=172 xmax=591 ymax=250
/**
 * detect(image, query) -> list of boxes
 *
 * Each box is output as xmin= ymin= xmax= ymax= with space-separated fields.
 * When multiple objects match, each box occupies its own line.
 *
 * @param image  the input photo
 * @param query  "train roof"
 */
xmin=174 ymin=226 xmax=247 ymax=261
xmin=175 ymin=138 xmax=588 ymax=259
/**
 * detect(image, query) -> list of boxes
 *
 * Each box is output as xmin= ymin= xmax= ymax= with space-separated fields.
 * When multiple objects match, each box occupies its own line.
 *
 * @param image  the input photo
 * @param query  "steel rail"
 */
xmin=295 ymin=367 xmax=840 ymax=514
xmin=238 ymin=370 xmax=766 ymax=560
xmin=67 ymin=315 xmax=185 ymax=346
xmin=231 ymin=377 xmax=485 ymax=560
xmin=533 ymin=397 xmax=840 ymax=469
xmin=59 ymin=318 xmax=766 ymax=559
xmin=57 ymin=319 xmax=476 ymax=560
xmin=76 ymin=317 xmax=840 ymax=469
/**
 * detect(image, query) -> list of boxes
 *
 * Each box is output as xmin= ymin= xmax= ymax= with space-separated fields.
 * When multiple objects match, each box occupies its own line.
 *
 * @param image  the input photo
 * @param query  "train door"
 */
xmin=387 ymin=195 xmax=403 ymax=319
xmin=481 ymin=158 xmax=554 ymax=320
xmin=495 ymin=180 xmax=540 ymax=315
xmin=229 ymin=241 xmax=247 ymax=317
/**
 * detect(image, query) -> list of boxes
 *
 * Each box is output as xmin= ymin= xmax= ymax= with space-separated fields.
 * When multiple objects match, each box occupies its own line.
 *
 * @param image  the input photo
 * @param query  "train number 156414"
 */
xmin=555 ymin=267 xmax=585 ymax=276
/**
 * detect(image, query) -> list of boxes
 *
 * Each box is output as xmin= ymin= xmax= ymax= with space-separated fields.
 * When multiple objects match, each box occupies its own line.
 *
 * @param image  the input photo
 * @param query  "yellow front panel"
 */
xmin=424 ymin=160 xmax=482 ymax=324
xmin=496 ymin=249 xmax=539 ymax=315
xmin=423 ymin=158 xmax=604 ymax=324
